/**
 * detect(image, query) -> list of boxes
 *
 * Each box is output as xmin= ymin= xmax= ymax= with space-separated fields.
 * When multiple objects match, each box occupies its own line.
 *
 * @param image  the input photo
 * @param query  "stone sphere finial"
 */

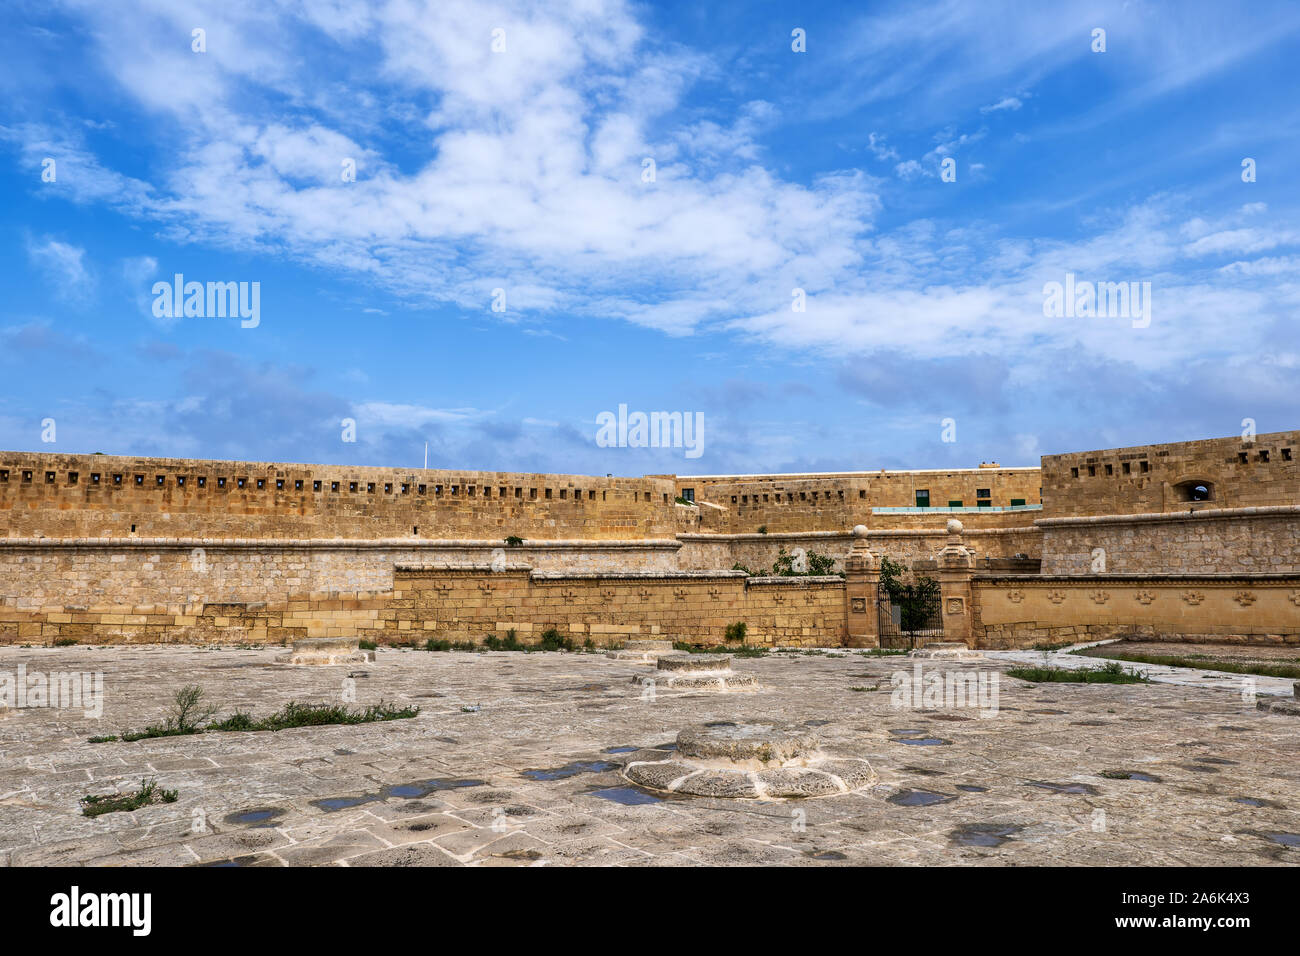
xmin=852 ymin=524 xmax=868 ymax=538
xmin=945 ymin=518 xmax=964 ymax=536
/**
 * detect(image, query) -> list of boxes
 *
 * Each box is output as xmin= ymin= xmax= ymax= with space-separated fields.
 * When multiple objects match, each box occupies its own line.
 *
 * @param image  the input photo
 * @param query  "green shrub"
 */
xmin=537 ymin=628 xmax=575 ymax=652
xmin=81 ymin=778 xmax=177 ymax=817
xmin=723 ymin=622 xmax=747 ymax=643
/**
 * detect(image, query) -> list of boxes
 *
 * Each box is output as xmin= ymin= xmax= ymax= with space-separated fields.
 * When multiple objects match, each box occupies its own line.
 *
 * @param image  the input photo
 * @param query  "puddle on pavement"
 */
xmin=603 ymin=746 xmax=639 ymax=754
xmin=1028 ymin=781 xmax=1100 ymax=795
xmin=900 ymin=766 xmax=947 ymax=776
xmin=956 ymin=784 xmax=988 ymax=792
xmin=311 ymin=777 xmax=486 ymax=812
xmin=807 ymin=850 xmax=847 ymax=860
xmin=223 ymin=808 xmax=286 ymax=827
xmin=521 ymin=760 xmax=619 ymax=781
xmin=804 ymin=720 xmax=832 ymax=727
xmin=586 ymin=785 xmax=664 ymax=805
xmin=1196 ymin=757 xmax=1237 ymax=766
xmin=1099 ymin=771 xmax=1161 ymax=782
xmin=1028 ymin=709 xmax=1066 ymax=715
xmin=1233 ymin=797 xmax=1279 ymax=808
xmin=950 ymin=823 xmax=1023 ymax=848
xmin=888 ymin=789 xmax=956 ymax=807
xmin=894 ymin=735 xmax=951 ymax=746
xmin=195 ymin=855 xmax=263 ymax=867
xmin=1263 ymin=832 xmax=1300 ymax=847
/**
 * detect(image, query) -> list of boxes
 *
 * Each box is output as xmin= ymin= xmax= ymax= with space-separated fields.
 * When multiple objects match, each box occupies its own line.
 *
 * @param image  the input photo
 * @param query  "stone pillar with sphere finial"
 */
xmin=935 ymin=518 xmax=977 ymax=648
xmin=843 ymin=524 xmax=879 ymax=647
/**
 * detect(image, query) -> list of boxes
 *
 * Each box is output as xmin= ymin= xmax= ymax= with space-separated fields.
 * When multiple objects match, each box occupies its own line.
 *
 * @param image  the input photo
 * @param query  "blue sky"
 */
xmin=2 ymin=0 xmax=1298 ymax=476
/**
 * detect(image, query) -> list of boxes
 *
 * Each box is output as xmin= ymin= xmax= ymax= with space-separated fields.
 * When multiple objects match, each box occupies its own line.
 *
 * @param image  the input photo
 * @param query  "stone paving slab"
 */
xmin=0 ymin=644 xmax=1296 ymax=865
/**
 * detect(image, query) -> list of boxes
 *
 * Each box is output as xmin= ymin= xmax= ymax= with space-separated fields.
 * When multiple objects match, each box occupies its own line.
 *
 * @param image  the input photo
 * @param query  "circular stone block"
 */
xmin=274 ymin=637 xmax=376 ymax=666
xmin=623 ymin=728 xmax=876 ymax=800
xmin=657 ymin=654 xmax=731 ymax=673
xmin=630 ymin=672 xmax=760 ymax=692
xmin=677 ymin=723 xmax=818 ymax=764
xmin=1257 ymin=697 xmax=1300 ymax=716
xmin=910 ymin=642 xmax=982 ymax=660
xmin=605 ymin=639 xmax=677 ymax=662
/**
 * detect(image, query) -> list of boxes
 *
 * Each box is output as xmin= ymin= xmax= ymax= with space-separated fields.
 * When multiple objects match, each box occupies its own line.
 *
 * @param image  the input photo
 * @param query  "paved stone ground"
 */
xmin=0 ymin=644 xmax=1297 ymax=866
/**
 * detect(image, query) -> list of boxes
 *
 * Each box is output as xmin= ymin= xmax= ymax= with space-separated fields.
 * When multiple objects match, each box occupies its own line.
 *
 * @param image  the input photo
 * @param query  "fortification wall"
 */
xmin=676 ymin=467 xmax=1041 ymax=534
xmin=0 ymin=452 xmax=685 ymax=541
xmin=1041 ymin=429 xmax=1300 ymax=519
xmin=1038 ymin=508 xmax=1300 ymax=574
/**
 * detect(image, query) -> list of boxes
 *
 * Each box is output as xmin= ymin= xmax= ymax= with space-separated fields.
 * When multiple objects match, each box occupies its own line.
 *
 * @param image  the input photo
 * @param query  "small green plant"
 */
xmin=483 ymin=630 xmax=524 ymax=651
xmin=425 ymin=637 xmax=478 ymax=652
xmin=504 ymin=535 xmax=524 ymax=546
xmin=674 ymin=497 xmax=696 ymax=506
xmin=207 ymin=700 xmax=417 ymax=732
xmin=1006 ymin=661 xmax=1149 ymax=684
xmin=723 ymin=621 xmax=747 ymax=644
xmin=537 ymin=628 xmax=575 ymax=652
xmin=53 ymin=638 xmax=79 ymax=647
xmin=80 ymin=778 xmax=177 ymax=817
xmin=673 ymin=641 xmax=767 ymax=658
xmin=358 ymin=639 xmax=378 ymax=651
xmin=757 ymin=525 xmax=767 ymax=534
xmin=1072 ymin=647 xmax=1300 ymax=680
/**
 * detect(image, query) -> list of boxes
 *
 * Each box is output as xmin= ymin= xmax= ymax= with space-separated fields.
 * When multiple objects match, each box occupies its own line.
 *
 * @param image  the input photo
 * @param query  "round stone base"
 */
xmin=274 ymin=637 xmax=376 ymax=666
xmin=1257 ymin=697 xmax=1300 ymax=716
xmin=606 ymin=640 xmax=677 ymax=662
xmin=655 ymin=653 xmax=731 ymax=672
xmin=630 ymin=672 xmax=760 ymax=692
xmin=910 ymin=642 xmax=983 ymax=660
xmin=623 ymin=723 xmax=874 ymax=799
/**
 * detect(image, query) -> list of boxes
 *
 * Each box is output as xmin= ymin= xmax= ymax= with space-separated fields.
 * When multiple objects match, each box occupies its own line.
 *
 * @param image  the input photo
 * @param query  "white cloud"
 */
xmin=26 ymin=237 xmax=92 ymax=298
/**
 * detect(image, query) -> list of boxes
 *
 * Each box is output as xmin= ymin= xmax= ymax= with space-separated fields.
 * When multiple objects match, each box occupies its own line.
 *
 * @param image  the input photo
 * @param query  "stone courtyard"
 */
xmin=2 ymin=644 xmax=1297 ymax=867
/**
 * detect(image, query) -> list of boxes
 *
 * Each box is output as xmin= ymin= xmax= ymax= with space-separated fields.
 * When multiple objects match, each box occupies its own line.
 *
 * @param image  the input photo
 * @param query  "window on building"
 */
xmin=976 ymin=488 xmax=990 ymax=498
xmin=915 ymin=489 xmax=930 ymax=507
xmin=948 ymin=500 xmax=963 ymax=507
xmin=1010 ymin=498 xmax=1026 ymax=507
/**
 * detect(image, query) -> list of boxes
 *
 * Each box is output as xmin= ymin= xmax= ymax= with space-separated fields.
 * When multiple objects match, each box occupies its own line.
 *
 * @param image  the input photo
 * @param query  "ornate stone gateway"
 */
xmin=877 ymin=592 xmax=943 ymax=650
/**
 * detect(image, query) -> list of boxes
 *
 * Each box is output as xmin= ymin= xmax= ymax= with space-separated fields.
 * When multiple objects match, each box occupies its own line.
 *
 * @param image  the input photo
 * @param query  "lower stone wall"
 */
xmin=388 ymin=568 xmax=845 ymax=647
xmin=971 ymin=574 xmax=1300 ymax=649
xmin=0 ymin=565 xmax=846 ymax=648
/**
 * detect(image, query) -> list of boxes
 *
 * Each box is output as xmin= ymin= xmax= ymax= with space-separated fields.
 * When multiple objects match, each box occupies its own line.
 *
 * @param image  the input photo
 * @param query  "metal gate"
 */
xmin=877 ymin=593 xmax=943 ymax=649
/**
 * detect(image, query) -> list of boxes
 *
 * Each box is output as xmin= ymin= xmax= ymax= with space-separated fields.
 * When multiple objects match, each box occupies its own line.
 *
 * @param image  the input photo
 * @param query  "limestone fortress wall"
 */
xmin=0 ymin=429 xmax=1296 ymax=647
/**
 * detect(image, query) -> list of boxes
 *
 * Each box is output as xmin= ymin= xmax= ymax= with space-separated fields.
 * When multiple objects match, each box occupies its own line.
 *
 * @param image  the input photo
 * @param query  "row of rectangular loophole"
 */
xmin=0 ymin=469 xmax=670 ymax=503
